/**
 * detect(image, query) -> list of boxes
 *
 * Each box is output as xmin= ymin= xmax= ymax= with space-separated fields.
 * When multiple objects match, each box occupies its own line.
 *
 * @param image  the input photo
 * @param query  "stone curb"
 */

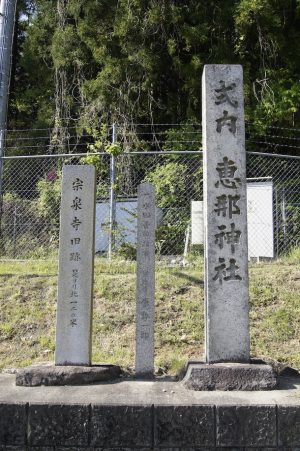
xmin=0 ymin=402 xmax=299 ymax=449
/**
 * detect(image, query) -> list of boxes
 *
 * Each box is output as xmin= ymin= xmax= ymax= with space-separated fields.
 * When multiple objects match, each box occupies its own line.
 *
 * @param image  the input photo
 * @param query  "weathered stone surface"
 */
xmin=28 ymin=404 xmax=89 ymax=446
xmin=216 ymin=449 xmax=243 ymax=451
xmin=154 ymin=406 xmax=214 ymax=447
xmin=0 ymin=448 xmax=216 ymax=451
xmin=135 ymin=182 xmax=156 ymax=377
xmin=0 ymin=374 xmax=299 ymax=450
xmin=0 ymin=448 xmax=55 ymax=451
xmin=151 ymin=449 xmax=214 ymax=451
xmin=278 ymin=406 xmax=300 ymax=447
xmin=56 ymin=165 xmax=96 ymax=365
xmin=0 ymin=403 xmax=26 ymax=446
xmin=279 ymin=365 xmax=300 ymax=377
xmin=57 ymin=449 xmax=151 ymax=451
xmin=0 ymin=449 xmax=282 ymax=451
xmin=243 ymin=449 xmax=278 ymax=451
xmin=203 ymin=64 xmax=250 ymax=362
xmin=16 ymin=364 xmax=120 ymax=386
xmin=91 ymin=405 xmax=152 ymax=447
xmin=216 ymin=405 xmax=276 ymax=447
xmin=217 ymin=449 xmax=277 ymax=451
xmin=182 ymin=362 xmax=277 ymax=391
xmin=153 ymin=449 xmax=213 ymax=451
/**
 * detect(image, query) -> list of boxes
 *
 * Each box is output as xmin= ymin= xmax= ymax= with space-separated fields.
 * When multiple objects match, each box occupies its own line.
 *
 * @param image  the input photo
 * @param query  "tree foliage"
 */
xmin=7 ymin=0 xmax=300 ymax=145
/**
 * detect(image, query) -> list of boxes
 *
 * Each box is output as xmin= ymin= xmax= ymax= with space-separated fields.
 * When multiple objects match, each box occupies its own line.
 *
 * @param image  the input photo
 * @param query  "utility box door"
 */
xmin=247 ymin=181 xmax=274 ymax=258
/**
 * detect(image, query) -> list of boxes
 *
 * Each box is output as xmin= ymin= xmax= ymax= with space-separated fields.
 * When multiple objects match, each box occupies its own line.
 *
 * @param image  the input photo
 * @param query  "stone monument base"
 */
xmin=182 ymin=361 xmax=277 ymax=391
xmin=0 ymin=373 xmax=298 ymax=448
xmin=16 ymin=363 xmax=121 ymax=387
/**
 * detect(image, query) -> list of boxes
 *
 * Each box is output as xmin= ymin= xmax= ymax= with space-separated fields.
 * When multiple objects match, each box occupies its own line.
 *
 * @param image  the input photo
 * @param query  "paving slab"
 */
xmin=0 ymin=374 xmax=299 ymax=406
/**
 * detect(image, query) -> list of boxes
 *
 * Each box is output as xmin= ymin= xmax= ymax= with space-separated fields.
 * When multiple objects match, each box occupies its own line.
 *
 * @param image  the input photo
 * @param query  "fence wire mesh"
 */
xmin=1 ymin=124 xmax=300 ymax=260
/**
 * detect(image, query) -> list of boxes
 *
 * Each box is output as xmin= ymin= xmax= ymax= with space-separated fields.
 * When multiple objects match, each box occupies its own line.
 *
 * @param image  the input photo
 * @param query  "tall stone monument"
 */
xmin=135 ymin=182 xmax=156 ymax=377
xmin=55 ymin=165 xmax=96 ymax=365
xmin=203 ymin=65 xmax=249 ymax=363
xmin=183 ymin=65 xmax=277 ymax=390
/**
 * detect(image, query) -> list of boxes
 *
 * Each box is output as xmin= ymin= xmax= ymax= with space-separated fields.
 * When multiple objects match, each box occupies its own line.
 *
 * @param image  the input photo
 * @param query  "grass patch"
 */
xmin=0 ymin=255 xmax=299 ymax=373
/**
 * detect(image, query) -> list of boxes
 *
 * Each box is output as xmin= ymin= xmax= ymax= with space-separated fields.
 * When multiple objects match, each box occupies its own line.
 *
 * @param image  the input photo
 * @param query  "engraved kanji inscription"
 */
xmin=215 ymin=223 xmax=241 ymax=253
xmin=213 ymin=257 xmax=242 ymax=284
xmin=215 ymin=80 xmax=238 ymax=107
xmin=141 ymin=311 xmax=150 ymax=321
xmin=70 ymin=252 xmax=81 ymax=262
xmin=71 ymin=197 xmax=82 ymax=211
xmin=215 ymin=157 xmax=241 ymax=189
xmin=71 ymin=238 xmax=81 ymax=245
xmin=216 ymin=110 xmax=237 ymax=134
xmin=214 ymin=195 xmax=240 ymax=218
xmin=141 ymin=331 xmax=150 ymax=340
xmin=141 ymin=298 xmax=150 ymax=307
xmin=71 ymin=217 xmax=82 ymax=231
xmin=72 ymin=178 xmax=83 ymax=191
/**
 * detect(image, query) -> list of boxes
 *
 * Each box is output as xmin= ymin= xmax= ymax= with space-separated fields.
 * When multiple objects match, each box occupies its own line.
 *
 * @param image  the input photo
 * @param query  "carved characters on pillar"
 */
xmin=214 ymin=194 xmax=240 ymax=218
xmin=215 ymin=80 xmax=238 ymax=107
xmin=213 ymin=159 xmax=242 ymax=283
xmin=213 ymin=257 xmax=242 ymax=284
xmin=69 ymin=177 xmax=84 ymax=327
xmin=215 ymin=223 xmax=241 ymax=254
xmin=216 ymin=111 xmax=237 ymax=134
xmin=215 ymin=80 xmax=238 ymax=135
xmin=212 ymin=79 xmax=243 ymax=285
xmin=138 ymin=191 xmax=154 ymax=344
xmin=215 ymin=157 xmax=241 ymax=189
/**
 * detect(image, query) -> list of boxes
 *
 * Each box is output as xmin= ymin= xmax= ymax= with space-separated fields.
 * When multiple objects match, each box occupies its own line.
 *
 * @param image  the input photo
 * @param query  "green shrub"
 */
xmin=146 ymin=162 xmax=191 ymax=255
xmin=36 ymin=173 xmax=61 ymax=234
xmin=116 ymin=243 xmax=137 ymax=261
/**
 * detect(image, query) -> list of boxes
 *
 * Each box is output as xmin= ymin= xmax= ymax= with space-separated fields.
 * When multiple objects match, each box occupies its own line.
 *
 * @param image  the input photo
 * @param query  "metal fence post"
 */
xmin=108 ymin=123 xmax=117 ymax=259
xmin=0 ymin=0 xmax=18 ymax=254
xmin=282 ymin=187 xmax=287 ymax=254
xmin=275 ymin=186 xmax=279 ymax=258
xmin=0 ymin=0 xmax=17 ymax=135
xmin=12 ymin=204 xmax=17 ymax=258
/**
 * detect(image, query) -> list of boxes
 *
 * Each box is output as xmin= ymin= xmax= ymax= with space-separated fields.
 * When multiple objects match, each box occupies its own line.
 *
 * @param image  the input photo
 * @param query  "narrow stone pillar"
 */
xmin=203 ymin=65 xmax=250 ymax=362
xmin=55 ymin=165 xmax=96 ymax=365
xmin=135 ymin=182 xmax=156 ymax=377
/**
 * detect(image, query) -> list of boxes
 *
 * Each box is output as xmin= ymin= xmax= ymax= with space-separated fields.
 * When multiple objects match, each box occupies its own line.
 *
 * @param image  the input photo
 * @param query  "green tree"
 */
xmin=145 ymin=161 xmax=201 ymax=254
xmin=7 ymin=0 xmax=300 ymax=151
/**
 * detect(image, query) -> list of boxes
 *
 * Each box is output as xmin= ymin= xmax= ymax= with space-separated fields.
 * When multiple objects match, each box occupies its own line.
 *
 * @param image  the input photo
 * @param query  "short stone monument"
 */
xmin=16 ymin=165 xmax=120 ymax=386
xmin=55 ymin=165 xmax=96 ymax=365
xmin=183 ymin=64 xmax=277 ymax=390
xmin=135 ymin=182 xmax=156 ymax=377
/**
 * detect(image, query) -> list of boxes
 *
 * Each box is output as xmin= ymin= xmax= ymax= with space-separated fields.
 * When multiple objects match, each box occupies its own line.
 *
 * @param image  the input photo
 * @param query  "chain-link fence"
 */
xmin=1 ymin=140 xmax=300 ymax=260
